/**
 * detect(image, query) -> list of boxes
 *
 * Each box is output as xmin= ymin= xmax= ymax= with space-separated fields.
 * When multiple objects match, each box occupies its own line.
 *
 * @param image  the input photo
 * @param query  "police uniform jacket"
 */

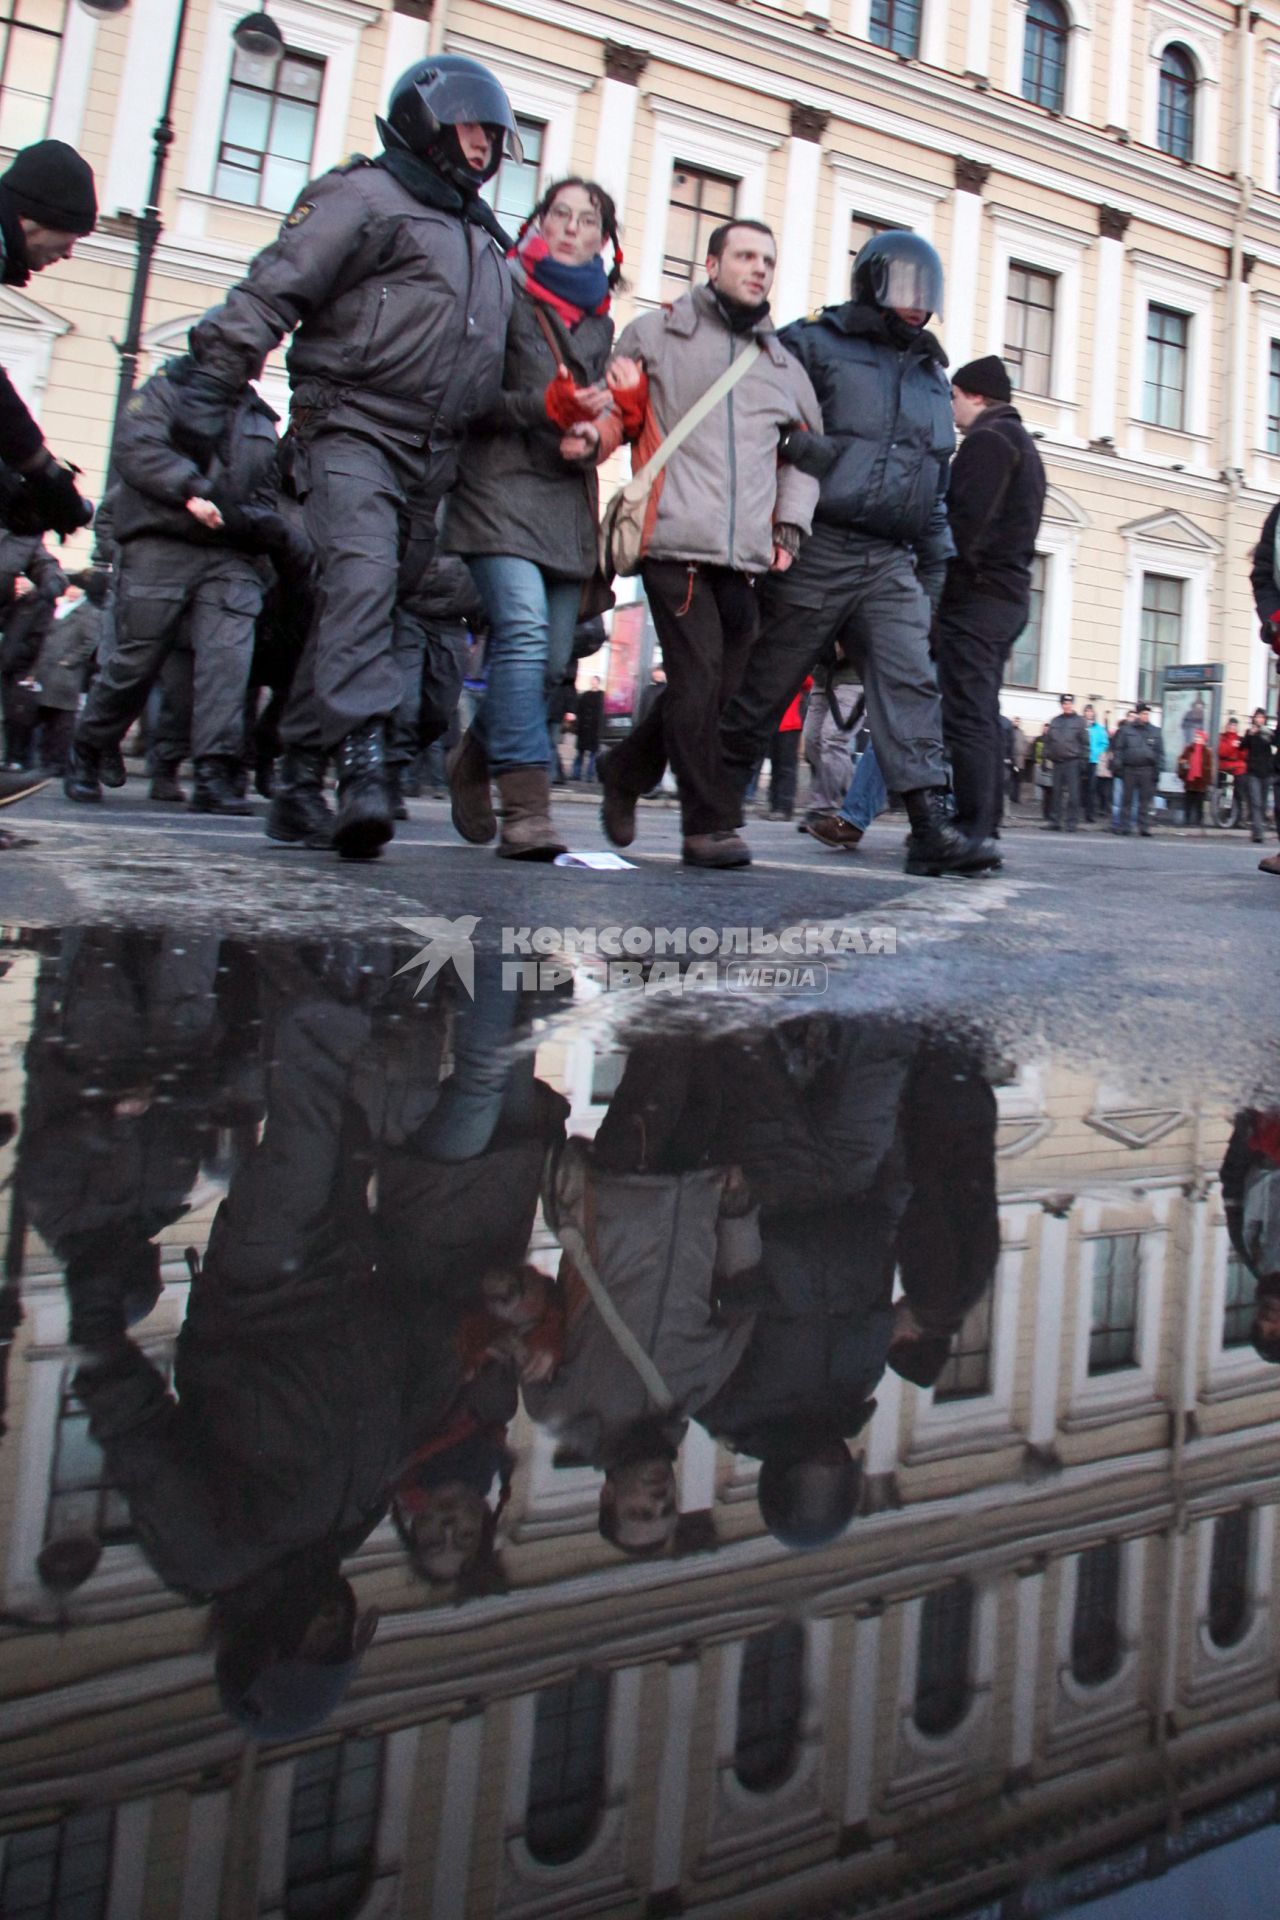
xmin=779 ymin=301 xmax=954 ymax=575
xmin=107 ymin=360 xmax=282 ymax=546
xmin=29 ymin=598 xmax=102 ymax=709
xmin=189 ymin=160 xmax=511 ymax=448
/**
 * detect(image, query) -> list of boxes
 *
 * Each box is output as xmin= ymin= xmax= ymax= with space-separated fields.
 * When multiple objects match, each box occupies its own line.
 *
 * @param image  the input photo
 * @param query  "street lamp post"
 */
xmin=78 ymin=0 xmax=283 ymax=450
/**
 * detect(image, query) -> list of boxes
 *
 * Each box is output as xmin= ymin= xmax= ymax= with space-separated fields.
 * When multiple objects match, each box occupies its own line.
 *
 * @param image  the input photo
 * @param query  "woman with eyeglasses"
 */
xmin=444 ymin=177 xmax=641 ymax=857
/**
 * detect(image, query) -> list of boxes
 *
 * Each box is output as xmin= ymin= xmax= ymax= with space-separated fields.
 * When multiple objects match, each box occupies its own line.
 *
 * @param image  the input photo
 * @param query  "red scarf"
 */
xmin=512 ymin=231 xmax=610 ymax=329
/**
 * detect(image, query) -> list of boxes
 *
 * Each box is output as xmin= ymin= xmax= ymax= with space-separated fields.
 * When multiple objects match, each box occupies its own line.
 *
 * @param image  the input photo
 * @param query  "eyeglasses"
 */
xmin=544 ymin=202 xmax=602 ymax=232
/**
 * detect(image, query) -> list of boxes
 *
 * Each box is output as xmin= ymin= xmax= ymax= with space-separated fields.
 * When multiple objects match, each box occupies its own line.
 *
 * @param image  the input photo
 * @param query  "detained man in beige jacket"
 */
xmin=598 ymin=220 xmax=822 ymax=868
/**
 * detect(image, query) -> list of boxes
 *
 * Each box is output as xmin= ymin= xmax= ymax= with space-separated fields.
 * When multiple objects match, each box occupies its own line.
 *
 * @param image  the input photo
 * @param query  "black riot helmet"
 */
xmin=852 ymin=229 xmax=945 ymax=322
xmin=376 ymin=55 xmax=521 ymax=187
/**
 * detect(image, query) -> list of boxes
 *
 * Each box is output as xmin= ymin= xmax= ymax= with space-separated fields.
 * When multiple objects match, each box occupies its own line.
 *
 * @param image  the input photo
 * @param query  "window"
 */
xmin=869 ymin=0 xmax=921 ymax=59
xmin=1158 ymin=45 xmax=1196 ymax=162
xmin=1071 ymin=1539 xmax=1122 ymax=1684
xmin=849 ymin=212 xmax=907 ymax=279
xmin=1088 ymin=1233 xmax=1141 ymax=1373
xmin=914 ymin=1580 xmax=974 ymax=1735
xmin=285 ymin=1737 xmax=382 ymax=1919
xmin=0 ymin=0 xmax=65 ymax=151
xmin=1004 ymin=554 xmax=1046 ymax=689
xmin=1022 ymin=0 xmax=1069 ymax=113
xmin=1268 ymin=342 xmax=1280 ymax=456
xmin=933 ymin=1289 xmax=994 ymax=1401
xmin=734 ymin=1621 xmax=805 ymax=1791
xmin=215 ymin=45 xmax=325 ymax=213
xmin=1 ymin=1809 xmax=113 ymax=1920
xmin=1005 ymin=264 xmax=1056 ymax=396
xmin=1138 ymin=573 xmax=1184 ymax=704
xmin=663 ymin=165 xmax=737 ymax=303
xmin=526 ymin=1670 xmax=609 ymax=1864
xmin=1143 ymin=305 xmax=1189 ymax=429
xmin=482 ymin=115 xmax=545 ymax=237
xmin=1223 ymin=1252 xmax=1258 ymax=1347
xmin=1207 ymin=1508 xmax=1252 ymax=1649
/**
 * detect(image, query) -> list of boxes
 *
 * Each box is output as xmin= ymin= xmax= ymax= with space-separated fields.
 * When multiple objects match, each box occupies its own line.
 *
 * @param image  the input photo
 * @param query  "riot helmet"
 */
xmin=376 ymin=55 xmax=521 ymax=188
xmin=851 ymin=229 xmax=945 ymax=321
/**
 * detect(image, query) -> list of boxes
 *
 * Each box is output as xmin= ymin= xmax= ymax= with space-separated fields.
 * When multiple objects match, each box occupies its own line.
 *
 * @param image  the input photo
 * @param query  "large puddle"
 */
xmin=0 ymin=927 xmax=1277 ymax=1918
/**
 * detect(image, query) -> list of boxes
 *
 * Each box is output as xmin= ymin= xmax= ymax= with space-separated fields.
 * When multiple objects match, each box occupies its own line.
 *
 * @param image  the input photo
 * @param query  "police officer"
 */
xmin=175 ymin=57 xmax=517 ymax=858
xmin=63 ymin=356 xmax=304 ymax=813
xmin=720 ymin=230 xmax=992 ymax=876
xmin=0 ymin=140 xmax=97 ymax=816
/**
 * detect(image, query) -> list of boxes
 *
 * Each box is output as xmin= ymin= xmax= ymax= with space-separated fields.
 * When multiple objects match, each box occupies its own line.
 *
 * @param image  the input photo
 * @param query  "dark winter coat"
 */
xmin=778 ymin=301 xmax=955 ymax=576
xmin=1244 ymin=725 xmax=1275 ymax=779
xmin=0 ymin=191 xmax=45 ymax=468
xmin=0 ymin=528 xmax=65 ymax=609
xmin=940 ymin=401 xmax=1046 ymax=614
xmin=445 ymin=275 xmax=614 ymax=578
xmin=1250 ymin=500 xmax=1280 ymax=631
xmin=0 ymin=584 xmax=55 ymax=677
xmin=574 ymin=687 xmax=604 ymax=751
xmin=1046 ymin=711 xmax=1090 ymax=764
xmin=189 ymin=159 xmax=511 ymax=445
xmin=1112 ymin=717 xmax=1164 ymax=773
xmin=107 ymin=360 xmax=281 ymax=546
xmin=28 ymin=599 xmax=103 ymax=709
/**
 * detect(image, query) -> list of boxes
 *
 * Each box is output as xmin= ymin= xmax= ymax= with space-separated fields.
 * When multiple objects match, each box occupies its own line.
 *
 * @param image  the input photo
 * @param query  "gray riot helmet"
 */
xmin=376 ymin=55 xmax=521 ymax=188
xmin=852 ymin=229 xmax=945 ymax=320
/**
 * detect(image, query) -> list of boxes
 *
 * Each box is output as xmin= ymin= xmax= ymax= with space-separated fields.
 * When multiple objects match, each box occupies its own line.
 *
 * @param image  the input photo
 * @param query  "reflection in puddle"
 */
xmin=0 ymin=928 xmax=1277 ymax=1918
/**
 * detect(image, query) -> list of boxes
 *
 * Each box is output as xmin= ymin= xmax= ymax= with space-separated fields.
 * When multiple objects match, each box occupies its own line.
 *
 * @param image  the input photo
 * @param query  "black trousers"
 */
xmin=767 ymin=728 xmax=801 ymax=815
xmin=933 ymin=595 xmax=1026 ymax=842
xmin=607 ymin=561 xmax=758 ymax=836
xmin=1051 ymin=760 xmax=1082 ymax=828
xmin=1119 ymin=766 xmax=1156 ymax=831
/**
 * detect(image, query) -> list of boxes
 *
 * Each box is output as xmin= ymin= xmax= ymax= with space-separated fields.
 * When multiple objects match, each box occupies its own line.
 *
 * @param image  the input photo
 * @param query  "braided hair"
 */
xmin=516 ymin=175 xmax=627 ymax=291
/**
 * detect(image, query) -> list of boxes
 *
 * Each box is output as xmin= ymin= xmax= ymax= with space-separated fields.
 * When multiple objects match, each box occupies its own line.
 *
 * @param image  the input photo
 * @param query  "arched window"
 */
xmin=1208 ymin=1508 xmax=1252 ymax=1649
xmin=914 ymin=1580 xmax=974 ymax=1735
xmin=1071 ymin=1540 xmax=1122 ymax=1685
xmin=526 ymin=1670 xmax=609 ymax=1864
xmin=1158 ymin=45 xmax=1197 ymax=161
xmin=1022 ymin=0 xmax=1069 ymax=113
xmin=870 ymin=0 xmax=922 ymax=59
xmin=734 ymin=1621 xmax=806 ymax=1791
xmin=285 ymin=1737 xmax=382 ymax=1919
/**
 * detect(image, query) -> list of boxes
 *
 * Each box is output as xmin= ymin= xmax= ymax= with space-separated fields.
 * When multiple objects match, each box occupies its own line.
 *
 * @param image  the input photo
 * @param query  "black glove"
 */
xmin=779 ymin=428 xmax=840 ymax=479
xmin=0 ymin=465 xmax=42 ymax=534
xmin=34 ymin=565 xmax=68 ymax=605
xmin=217 ymin=504 xmax=317 ymax=582
xmin=20 ymin=454 xmax=94 ymax=539
xmin=65 ymin=1262 xmax=128 ymax=1349
xmin=169 ymin=367 xmax=238 ymax=464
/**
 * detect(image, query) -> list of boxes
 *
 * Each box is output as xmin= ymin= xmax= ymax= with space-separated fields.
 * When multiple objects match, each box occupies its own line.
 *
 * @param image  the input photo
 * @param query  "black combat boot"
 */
xmin=99 ymin=744 xmax=127 ymax=789
xmin=190 ymin=757 xmax=254 ymax=815
xmin=63 ymin=740 xmax=103 ymax=804
xmin=149 ymin=764 xmax=186 ymax=804
xmin=333 ymin=722 xmax=393 ymax=859
xmin=265 ymin=748 xmax=334 ymax=848
xmin=386 ymin=763 xmax=410 ymax=822
xmin=902 ymin=789 xmax=999 ymax=876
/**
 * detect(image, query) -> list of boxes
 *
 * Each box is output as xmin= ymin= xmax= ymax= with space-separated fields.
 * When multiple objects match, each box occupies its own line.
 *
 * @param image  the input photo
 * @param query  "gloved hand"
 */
xmin=170 ymin=367 xmax=238 ymax=464
xmin=65 ymin=1264 xmax=129 ymax=1349
xmin=1267 ymin=611 xmax=1280 ymax=655
xmin=222 ymin=504 xmax=316 ymax=581
xmin=779 ymin=427 xmax=840 ymax=479
xmin=17 ymin=453 xmax=94 ymax=539
xmin=34 ymin=565 xmax=68 ymax=604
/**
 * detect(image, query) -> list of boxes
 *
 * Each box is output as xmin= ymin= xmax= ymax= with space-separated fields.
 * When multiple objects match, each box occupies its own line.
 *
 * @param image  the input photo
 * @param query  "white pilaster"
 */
xmin=842 ymin=1611 xmax=883 ymax=1828
xmin=1229 ymin=276 xmax=1250 ymax=476
xmin=432 ymin=1716 xmax=486 ymax=1920
xmin=104 ymin=0 xmax=181 ymax=217
xmin=650 ymin=1661 xmax=700 ymax=1894
xmin=1028 ymin=1210 xmax=1070 ymax=1450
xmin=1106 ymin=0 xmax=1134 ymax=129
xmin=593 ymin=76 xmax=641 ymax=229
xmin=379 ymin=9 xmax=429 ymax=102
xmin=864 ymin=1362 xmax=903 ymax=1477
xmin=1009 ymin=1570 xmax=1045 ymax=1770
xmin=1089 ymin=234 xmax=1125 ymax=443
xmin=965 ymin=0 xmax=993 ymax=80
xmin=106 ymin=1801 xmax=152 ymax=1920
xmin=946 ymin=189 xmax=984 ymax=368
xmin=678 ymin=1419 xmax=718 ymax=1512
xmin=47 ymin=3 xmax=99 ymax=147
xmin=178 ymin=1793 xmax=230 ymax=1920
xmin=774 ymin=134 xmax=824 ymax=328
xmin=921 ymin=0 xmax=950 ymax=68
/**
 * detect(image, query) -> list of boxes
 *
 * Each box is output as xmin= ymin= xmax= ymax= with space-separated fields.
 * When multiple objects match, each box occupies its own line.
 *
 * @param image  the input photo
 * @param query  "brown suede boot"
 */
xmin=447 ymin=727 xmax=496 ymax=844
xmin=495 ymin=765 xmax=567 ymax=860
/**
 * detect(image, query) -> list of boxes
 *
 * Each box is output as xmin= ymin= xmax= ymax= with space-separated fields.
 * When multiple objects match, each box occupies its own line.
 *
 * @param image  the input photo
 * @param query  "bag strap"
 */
xmin=531 ymin=301 xmax=567 ymax=367
xmin=630 ymin=342 xmax=763 ymax=491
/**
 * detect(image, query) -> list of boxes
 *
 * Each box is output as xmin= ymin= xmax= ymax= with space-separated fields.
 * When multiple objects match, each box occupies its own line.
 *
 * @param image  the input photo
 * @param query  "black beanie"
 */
xmin=1 ymin=140 xmax=97 ymax=236
xmin=951 ymin=354 xmax=1012 ymax=403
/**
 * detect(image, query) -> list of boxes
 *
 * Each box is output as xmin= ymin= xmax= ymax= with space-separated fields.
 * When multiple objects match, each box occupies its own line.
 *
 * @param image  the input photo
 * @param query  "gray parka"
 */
xmin=189 ymin=160 xmax=511 ymax=446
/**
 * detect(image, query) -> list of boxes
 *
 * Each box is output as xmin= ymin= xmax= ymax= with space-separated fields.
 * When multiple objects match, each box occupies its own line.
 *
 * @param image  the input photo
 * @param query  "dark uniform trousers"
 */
xmin=606 ymin=560 xmax=758 ymax=838
xmin=933 ymin=594 xmax=1028 ymax=843
xmin=279 ymin=431 xmax=455 ymax=757
xmin=1051 ymin=759 xmax=1082 ymax=829
xmin=720 ymin=526 xmax=948 ymax=806
xmin=76 ymin=538 xmax=264 ymax=762
xmin=1119 ymin=765 xmax=1157 ymax=833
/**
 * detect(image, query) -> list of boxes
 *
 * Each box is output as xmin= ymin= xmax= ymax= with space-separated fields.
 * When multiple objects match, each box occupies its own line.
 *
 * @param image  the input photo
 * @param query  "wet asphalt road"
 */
xmin=2 ymin=779 xmax=1274 ymax=1097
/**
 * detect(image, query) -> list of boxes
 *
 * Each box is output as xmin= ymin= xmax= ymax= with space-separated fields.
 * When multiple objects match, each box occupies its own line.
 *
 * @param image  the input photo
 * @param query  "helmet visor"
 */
xmin=418 ymin=69 xmax=522 ymax=159
xmin=876 ymin=252 xmax=944 ymax=318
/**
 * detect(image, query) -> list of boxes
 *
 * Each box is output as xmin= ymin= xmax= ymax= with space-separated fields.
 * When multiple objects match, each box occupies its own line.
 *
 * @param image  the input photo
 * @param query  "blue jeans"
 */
xmin=464 ymin=555 xmax=581 ymax=771
xmin=840 ymin=741 xmax=888 ymax=833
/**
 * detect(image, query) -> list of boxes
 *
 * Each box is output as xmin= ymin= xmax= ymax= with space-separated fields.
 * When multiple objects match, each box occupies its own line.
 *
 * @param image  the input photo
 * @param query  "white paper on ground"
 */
xmin=553 ymin=850 xmax=637 ymax=869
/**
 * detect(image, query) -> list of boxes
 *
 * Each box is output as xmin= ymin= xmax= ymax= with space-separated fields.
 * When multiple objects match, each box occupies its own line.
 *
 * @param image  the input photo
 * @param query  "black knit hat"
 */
xmin=951 ymin=354 xmax=1012 ymax=403
xmin=1 ymin=140 xmax=97 ymax=236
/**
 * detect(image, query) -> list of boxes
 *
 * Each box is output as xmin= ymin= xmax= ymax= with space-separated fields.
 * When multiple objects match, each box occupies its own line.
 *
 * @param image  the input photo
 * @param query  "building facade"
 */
xmin=5 ymin=0 xmax=1280 ymax=726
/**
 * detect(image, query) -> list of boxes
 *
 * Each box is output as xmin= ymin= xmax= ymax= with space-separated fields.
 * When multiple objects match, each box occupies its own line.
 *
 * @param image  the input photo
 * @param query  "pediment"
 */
xmin=1042 ymin=485 xmax=1089 ymax=529
xmin=1119 ymin=509 xmax=1221 ymax=554
xmin=1084 ymin=1108 xmax=1187 ymax=1149
xmin=0 ymin=285 xmax=71 ymax=337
